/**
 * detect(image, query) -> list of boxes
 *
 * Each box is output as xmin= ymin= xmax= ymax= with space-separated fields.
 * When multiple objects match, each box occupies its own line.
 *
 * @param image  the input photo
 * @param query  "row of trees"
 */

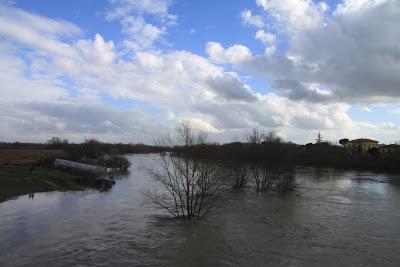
xmin=226 ymin=164 xmax=295 ymax=193
xmin=175 ymin=133 xmax=400 ymax=172
xmin=44 ymin=138 xmax=168 ymax=160
xmin=148 ymin=122 xmax=296 ymax=221
xmin=245 ymin=128 xmax=283 ymax=144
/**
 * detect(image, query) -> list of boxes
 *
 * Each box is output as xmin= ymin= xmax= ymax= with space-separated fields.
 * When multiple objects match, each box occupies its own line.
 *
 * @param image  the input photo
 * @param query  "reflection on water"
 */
xmin=1 ymin=154 xmax=400 ymax=266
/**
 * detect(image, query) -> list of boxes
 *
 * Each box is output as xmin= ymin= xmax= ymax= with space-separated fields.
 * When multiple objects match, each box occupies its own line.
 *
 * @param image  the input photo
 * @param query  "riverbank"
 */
xmin=0 ymin=145 xmax=132 ymax=203
xmin=176 ymin=142 xmax=400 ymax=173
xmin=0 ymin=165 xmax=88 ymax=203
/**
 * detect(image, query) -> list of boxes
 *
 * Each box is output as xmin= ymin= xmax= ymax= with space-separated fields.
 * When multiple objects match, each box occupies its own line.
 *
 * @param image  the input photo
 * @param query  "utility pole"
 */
xmin=316 ymin=131 xmax=323 ymax=144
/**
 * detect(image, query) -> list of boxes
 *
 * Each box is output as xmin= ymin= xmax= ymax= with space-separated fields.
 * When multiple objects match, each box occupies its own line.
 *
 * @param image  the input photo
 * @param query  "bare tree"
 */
xmin=47 ymin=137 xmax=69 ymax=148
xmin=251 ymin=165 xmax=296 ymax=193
xmin=276 ymin=173 xmax=296 ymax=195
xmin=81 ymin=138 xmax=102 ymax=159
xmin=246 ymin=128 xmax=264 ymax=144
xmin=251 ymin=165 xmax=275 ymax=192
xmin=148 ymin=121 xmax=222 ymax=220
xmin=262 ymin=131 xmax=282 ymax=144
xmin=226 ymin=164 xmax=250 ymax=189
xmin=246 ymin=128 xmax=282 ymax=144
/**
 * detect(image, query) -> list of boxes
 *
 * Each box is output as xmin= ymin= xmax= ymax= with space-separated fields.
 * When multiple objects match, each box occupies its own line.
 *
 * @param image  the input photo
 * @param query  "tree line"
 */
xmin=172 ymin=129 xmax=400 ymax=172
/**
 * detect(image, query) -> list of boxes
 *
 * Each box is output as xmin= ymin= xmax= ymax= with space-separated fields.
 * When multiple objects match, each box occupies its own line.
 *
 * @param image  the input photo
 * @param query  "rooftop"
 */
xmin=350 ymin=138 xmax=378 ymax=143
xmin=380 ymin=144 xmax=400 ymax=148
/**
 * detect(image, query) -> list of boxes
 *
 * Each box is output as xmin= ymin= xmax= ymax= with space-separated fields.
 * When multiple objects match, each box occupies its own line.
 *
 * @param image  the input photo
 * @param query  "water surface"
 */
xmin=1 ymin=154 xmax=400 ymax=266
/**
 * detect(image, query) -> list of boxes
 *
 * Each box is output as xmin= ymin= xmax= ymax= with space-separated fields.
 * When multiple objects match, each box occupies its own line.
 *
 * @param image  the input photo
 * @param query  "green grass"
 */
xmin=0 ymin=165 xmax=86 ymax=203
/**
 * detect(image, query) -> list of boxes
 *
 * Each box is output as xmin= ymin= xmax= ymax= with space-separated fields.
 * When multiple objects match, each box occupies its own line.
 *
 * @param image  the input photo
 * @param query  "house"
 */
xmin=379 ymin=144 xmax=400 ymax=154
xmin=344 ymin=138 xmax=378 ymax=153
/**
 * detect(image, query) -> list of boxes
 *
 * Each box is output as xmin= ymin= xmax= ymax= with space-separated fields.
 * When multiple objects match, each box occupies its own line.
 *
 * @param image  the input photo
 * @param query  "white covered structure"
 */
xmin=54 ymin=159 xmax=106 ymax=173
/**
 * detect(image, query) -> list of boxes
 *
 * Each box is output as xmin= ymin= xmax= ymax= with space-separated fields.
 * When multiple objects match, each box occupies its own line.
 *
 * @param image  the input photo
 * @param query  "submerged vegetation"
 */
xmin=148 ymin=122 xmax=223 ymax=220
xmin=148 ymin=123 xmax=297 ymax=221
xmin=146 ymin=124 xmax=400 ymax=220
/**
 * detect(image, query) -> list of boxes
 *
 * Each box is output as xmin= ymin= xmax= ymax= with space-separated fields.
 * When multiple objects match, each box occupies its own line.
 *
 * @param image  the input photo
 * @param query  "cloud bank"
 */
xmin=0 ymin=0 xmax=399 ymax=144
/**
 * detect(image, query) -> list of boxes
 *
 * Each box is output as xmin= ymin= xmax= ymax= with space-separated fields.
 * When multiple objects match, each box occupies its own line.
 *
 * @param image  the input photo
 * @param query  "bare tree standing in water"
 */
xmin=148 ymin=121 xmax=222 ymax=220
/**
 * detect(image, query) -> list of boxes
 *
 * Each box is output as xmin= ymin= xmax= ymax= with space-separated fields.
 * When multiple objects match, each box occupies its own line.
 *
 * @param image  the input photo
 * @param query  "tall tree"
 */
xmin=148 ymin=121 xmax=222 ymax=220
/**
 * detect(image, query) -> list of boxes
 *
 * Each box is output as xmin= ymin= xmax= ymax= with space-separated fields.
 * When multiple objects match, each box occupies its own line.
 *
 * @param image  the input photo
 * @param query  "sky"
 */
xmin=0 ymin=0 xmax=399 ymax=144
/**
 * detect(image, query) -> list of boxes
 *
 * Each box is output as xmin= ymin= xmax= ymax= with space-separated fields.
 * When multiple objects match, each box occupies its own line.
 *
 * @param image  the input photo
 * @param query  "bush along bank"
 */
xmin=0 ymin=154 xmax=131 ymax=203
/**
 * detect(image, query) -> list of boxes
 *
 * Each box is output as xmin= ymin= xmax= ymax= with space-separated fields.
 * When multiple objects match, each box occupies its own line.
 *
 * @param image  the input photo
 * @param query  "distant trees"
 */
xmin=263 ymin=131 xmax=283 ymax=144
xmin=81 ymin=138 xmax=102 ymax=159
xmin=339 ymin=138 xmax=349 ymax=146
xmin=148 ymin=121 xmax=222 ymax=220
xmin=246 ymin=128 xmax=264 ymax=144
xmin=98 ymin=155 xmax=130 ymax=172
xmin=251 ymin=166 xmax=276 ymax=192
xmin=245 ymin=128 xmax=282 ymax=144
xmin=47 ymin=137 xmax=69 ymax=148
xmin=227 ymin=164 xmax=251 ymax=189
xmin=315 ymin=132 xmax=323 ymax=144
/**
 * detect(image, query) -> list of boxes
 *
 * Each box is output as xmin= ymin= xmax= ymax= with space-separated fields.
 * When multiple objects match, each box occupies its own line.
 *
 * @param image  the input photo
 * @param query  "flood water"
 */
xmin=1 ymin=154 xmax=400 ymax=266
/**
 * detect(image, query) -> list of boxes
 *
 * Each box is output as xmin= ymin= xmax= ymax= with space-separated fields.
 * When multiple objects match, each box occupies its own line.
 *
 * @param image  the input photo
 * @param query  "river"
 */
xmin=1 ymin=154 xmax=400 ymax=266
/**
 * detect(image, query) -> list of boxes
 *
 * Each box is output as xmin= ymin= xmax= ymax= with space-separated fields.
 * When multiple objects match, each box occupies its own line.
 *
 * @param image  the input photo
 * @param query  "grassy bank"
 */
xmin=0 ymin=165 xmax=87 ymax=203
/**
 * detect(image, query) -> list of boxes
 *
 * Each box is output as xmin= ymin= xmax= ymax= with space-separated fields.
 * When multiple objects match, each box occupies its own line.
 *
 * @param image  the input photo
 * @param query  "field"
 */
xmin=0 ymin=148 xmax=65 ymax=165
xmin=0 ymin=165 xmax=86 ymax=203
xmin=0 ymin=148 xmax=82 ymax=202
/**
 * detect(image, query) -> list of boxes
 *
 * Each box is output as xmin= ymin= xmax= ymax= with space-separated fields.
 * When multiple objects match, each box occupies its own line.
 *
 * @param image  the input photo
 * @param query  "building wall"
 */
xmin=379 ymin=146 xmax=400 ymax=154
xmin=345 ymin=141 xmax=378 ymax=153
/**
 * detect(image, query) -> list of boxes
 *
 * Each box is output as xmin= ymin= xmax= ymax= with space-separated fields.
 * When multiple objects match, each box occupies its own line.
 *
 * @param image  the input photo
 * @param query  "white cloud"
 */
xmin=390 ymin=109 xmax=400 ymax=114
xmin=0 ymin=100 xmax=169 ymax=143
xmin=265 ymin=46 xmax=277 ymax=57
xmin=105 ymin=0 xmax=175 ymax=51
xmin=255 ymin=30 xmax=276 ymax=45
xmin=0 ymin=4 xmax=78 ymax=57
xmin=207 ymin=73 xmax=258 ymax=102
xmin=0 ymin=4 xmax=81 ymax=37
xmin=75 ymin=34 xmax=116 ymax=65
xmin=256 ymin=0 xmax=325 ymax=32
xmin=240 ymin=9 xmax=264 ymax=28
xmin=0 ymin=43 xmax=68 ymax=102
xmin=0 ymin=1 xmax=399 ymax=144
xmin=106 ymin=0 xmax=173 ymax=19
xmin=119 ymin=16 xmax=165 ymax=50
xmin=206 ymin=42 xmax=252 ymax=65
xmin=228 ymin=0 xmax=400 ymax=104
xmin=181 ymin=117 xmax=220 ymax=133
xmin=255 ymin=30 xmax=276 ymax=56
xmin=136 ymin=51 xmax=164 ymax=69
xmin=335 ymin=0 xmax=387 ymax=15
xmin=318 ymin=1 xmax=329 ymax=13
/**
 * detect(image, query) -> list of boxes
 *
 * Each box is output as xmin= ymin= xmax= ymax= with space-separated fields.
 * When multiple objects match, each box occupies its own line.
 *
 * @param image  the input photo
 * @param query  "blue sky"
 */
xmin=0 ymin=0 xmax=399 ymax=144
xmin=14 ymin=1 xmax=257 ymax=51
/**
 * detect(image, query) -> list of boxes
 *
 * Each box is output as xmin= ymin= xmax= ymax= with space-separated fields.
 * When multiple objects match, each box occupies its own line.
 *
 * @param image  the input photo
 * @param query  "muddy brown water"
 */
xmin=1 ymin=154 xmax=400 ymax=266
